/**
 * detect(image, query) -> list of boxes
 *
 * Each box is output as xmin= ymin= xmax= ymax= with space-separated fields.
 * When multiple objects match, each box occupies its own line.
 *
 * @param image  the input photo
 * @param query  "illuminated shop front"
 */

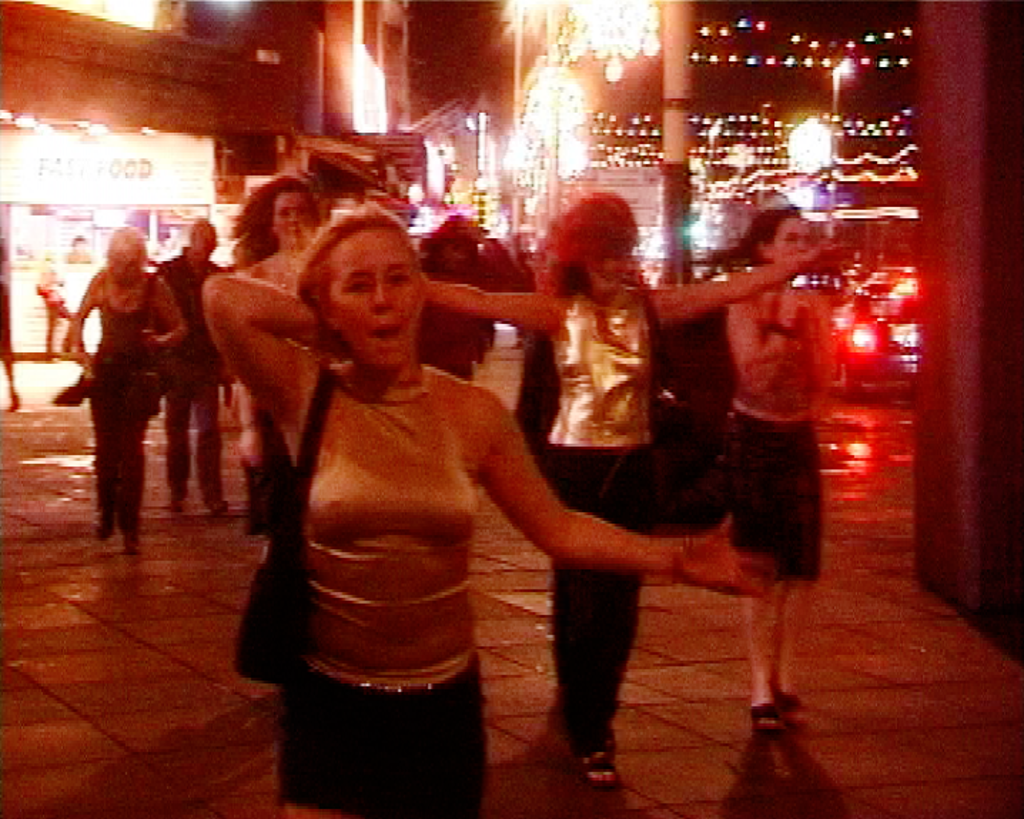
xmin=0 ymin=127 xmax=215 ymax=354
xmin=10 ymin=0 xmax=170 ymax=31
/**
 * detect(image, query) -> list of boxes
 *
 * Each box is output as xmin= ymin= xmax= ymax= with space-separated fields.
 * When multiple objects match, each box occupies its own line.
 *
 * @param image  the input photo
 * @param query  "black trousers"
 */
xmin=89 ymin=357 xmax=151 ymax=537
xmin=542 ymin=446 xmax=655 ymax=755
xmin=164 ymin=377 xmax=223 ymax=508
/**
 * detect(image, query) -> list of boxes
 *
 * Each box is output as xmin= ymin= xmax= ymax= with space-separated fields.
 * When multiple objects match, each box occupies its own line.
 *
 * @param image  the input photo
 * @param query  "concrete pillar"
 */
xmin=662 ymin=0 xmax=692 ymax=285
xmin=915 ymin=2 xmax=1023 ymax=612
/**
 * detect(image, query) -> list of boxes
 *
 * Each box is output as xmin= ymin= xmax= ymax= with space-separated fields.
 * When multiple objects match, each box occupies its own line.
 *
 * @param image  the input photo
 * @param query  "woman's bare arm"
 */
xmin=473 ymin=388 xmax=767 ymax=594
xmin=652 ymin=255 xmax=817 ymax=325
xmin=66 ymin=274 xmax=102 ymax=368
xmin=150 ymin=278 xmax=187 ymax=350
xmin=426 ymin=280 xmax=566 ymax=336
xmin=202 ymin=275 xmax=319 ymax=453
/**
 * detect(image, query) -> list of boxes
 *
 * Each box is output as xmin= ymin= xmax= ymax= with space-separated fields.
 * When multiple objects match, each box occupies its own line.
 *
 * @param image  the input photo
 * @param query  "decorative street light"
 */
xmin=509 ymin=61 xmax=588 ymax=218
xmin=832 ymin=57 xmax=856 ymax=123
xmin=563 ymin=0 xmax=660 ymax=82
xmin=788 ymin=115 xmax=833 ymax=222
xmin=829 ymin=57 xmax=855 ymax=234
xmin=507 ymin=0 xmax=660 ymax=238
xmin=789 ymin=117 xmax=833 ymax=175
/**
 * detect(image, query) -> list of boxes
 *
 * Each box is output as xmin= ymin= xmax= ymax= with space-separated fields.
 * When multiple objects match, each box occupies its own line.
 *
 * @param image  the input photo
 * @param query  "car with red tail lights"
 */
xmin=833 ymin=269 xmax=921 ymax=398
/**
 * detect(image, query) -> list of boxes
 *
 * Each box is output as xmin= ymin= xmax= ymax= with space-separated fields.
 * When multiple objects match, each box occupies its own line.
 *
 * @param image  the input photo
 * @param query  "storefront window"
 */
xmin=1 ymin=128 xmax=216 ymax=353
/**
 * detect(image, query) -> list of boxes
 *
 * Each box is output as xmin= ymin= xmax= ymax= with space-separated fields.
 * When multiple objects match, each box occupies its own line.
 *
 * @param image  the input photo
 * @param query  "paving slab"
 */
xmin=3 ymin=348 xmax=1021 ymax=818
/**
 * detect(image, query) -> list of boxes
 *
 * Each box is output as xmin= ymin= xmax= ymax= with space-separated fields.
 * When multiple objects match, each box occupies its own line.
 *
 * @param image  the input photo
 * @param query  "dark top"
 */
xmin=97 ymin=284 xmax=152 ymax=368
xmin=159 ymin=254 xmax=223 ymax=381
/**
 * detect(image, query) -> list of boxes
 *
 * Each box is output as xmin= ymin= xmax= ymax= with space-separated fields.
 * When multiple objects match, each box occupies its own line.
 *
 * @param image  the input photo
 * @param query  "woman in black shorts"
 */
xmin=723 ymin=207 xmax=835 ymax=732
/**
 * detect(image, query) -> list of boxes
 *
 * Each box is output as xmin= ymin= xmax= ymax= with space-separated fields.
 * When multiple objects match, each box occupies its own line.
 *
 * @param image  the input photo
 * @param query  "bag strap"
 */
xmin=145 ymin=275 xmax=159 ymax=332
xmin=638 ymin=287 xmax=674 ymax=402
xmin=293 ymin=367 xmax=335 ymax=509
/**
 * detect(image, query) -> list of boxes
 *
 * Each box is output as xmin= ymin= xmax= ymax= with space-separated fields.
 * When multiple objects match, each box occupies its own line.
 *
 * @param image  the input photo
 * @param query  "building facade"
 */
xmin=1 ymin=0 xmax=416 ymax=354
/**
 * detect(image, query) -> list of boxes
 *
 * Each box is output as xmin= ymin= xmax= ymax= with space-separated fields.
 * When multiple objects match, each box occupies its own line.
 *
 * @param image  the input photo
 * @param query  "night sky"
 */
xmin=407 ymin=1 xmax=918 ymax=124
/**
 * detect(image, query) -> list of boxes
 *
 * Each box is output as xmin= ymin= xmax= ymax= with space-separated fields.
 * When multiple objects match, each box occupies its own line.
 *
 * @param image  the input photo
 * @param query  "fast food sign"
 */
xmin=1 ymin=129 xmax=215 ymax=206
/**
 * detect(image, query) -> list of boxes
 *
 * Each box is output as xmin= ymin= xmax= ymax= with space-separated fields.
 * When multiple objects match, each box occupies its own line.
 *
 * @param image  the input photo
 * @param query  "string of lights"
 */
xmin=587 ymin=109 xmax=916 ymax=171
xmin=695 ymin=19 xmax=913 ymax=45
xmin=689 ymin=53 xmax=911 ymax=70
xmin=689 ymin=18 xmax=913 ymax=70
xmin=590 ymin=111 xmax=914 ymax=141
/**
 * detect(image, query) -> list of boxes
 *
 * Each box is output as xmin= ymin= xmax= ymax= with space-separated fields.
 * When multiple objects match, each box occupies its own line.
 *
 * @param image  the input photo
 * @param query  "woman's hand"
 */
xmin=670 ymin=521 xmax=774 ymax=596
xmin=238 ymin=425 xmax=263 ymax=467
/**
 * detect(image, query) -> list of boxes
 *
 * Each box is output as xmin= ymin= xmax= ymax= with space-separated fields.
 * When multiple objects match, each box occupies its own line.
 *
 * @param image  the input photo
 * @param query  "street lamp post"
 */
xmin=829 ymin=58 xmax=854 ymax=236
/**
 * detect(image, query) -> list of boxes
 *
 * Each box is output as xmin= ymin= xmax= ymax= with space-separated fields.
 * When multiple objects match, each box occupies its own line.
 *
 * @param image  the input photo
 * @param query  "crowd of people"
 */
xmin=38 ymin=174 xmax=831 ymax=818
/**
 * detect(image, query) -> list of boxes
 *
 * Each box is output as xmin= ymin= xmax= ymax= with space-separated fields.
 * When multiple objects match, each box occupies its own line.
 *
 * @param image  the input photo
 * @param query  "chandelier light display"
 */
xmin=507 ymin=0 xmax=661 ymax=224
xmin=561 ymin=0 xmax=660 ymax=82
xmin=509 ymin=60 xmax=589 ymax=191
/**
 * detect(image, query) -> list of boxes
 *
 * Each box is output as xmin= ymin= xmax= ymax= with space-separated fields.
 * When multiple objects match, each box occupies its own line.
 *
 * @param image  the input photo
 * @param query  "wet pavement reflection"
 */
xmin=820 ymin=400 xmax=915 ymax=529
xmin=2 ymin=355 xmax=1021 ymax=819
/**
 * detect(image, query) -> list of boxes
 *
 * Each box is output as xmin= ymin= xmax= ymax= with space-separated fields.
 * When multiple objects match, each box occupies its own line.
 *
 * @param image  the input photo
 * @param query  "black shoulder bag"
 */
xmin=235 ymin=368 xmax=334 ymax=685
xmin=133 ymin=277 xmax=172 ymax=418
xmin=644 ymin=293 xmax=734 ymax=531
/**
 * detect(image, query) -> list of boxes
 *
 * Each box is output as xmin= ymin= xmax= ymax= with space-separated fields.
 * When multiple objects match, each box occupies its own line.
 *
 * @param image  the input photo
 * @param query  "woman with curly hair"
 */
xmin=232 ymin=175 xmax=323 ymax=535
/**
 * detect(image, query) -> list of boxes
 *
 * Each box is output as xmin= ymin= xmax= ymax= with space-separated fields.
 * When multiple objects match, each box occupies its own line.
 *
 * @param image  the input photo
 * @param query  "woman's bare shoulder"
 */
xmin=427 ymin=368 xmax=511 ymax=450
xmin=427 ymin=367 xmax=504 ymax=413
xmin=240 ymin=258 xmax=270 ymax=280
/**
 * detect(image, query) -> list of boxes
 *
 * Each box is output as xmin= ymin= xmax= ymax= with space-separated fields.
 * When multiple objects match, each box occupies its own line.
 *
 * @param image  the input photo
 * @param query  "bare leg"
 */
xmin=743 ymin=587 xmax=779 ymax=706
xmin=3 ymin=355 xmax=19 ymax=411
xmin=772 ymin=579 xmax=813 ymax=694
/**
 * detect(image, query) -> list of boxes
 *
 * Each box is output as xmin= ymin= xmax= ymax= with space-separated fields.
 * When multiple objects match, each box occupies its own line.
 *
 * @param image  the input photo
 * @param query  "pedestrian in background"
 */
xmin=67 ymin=226 xmax=185 ymax=554
xmin=203 ymin=203 xmax=768 ymax=819
xmin=159 ymin=218 xmax=229 ymax=517
xmin=721 ymin=206 xmax=835 ymax=732
xmin=2 ymin=234 xmax=20 ymax=412
xmin=232 ymin=174 xmax=322 ymax=536
xmin=66 ymin=235 xmax=93 ymax=265
xmin=37 ymin=251 xmax=71 ymax=358
xmin=426 ymin=192 xmax=818 ymax=788
xmin=418 ymin=215 xmax=493 ymax=379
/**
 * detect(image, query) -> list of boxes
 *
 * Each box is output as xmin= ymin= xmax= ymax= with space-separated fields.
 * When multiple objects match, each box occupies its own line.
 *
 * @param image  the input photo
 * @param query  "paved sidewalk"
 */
xmin=2 ymin=341 xmax=1021 ymax=818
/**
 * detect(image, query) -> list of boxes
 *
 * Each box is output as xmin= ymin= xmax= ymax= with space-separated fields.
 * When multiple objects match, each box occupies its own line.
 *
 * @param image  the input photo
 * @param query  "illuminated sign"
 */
xmin=12 ymin=0 xmax=161 ymax=29
xmin=0 ymin=130 xmax=215 ymax=205
xmin=35 ymin=156 xmax=154 ymax=181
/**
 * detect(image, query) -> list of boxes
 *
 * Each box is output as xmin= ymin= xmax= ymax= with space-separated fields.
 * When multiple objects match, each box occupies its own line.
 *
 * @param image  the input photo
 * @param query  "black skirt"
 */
xmin=278 ymin=660 xmax=486 ymax=818
xmin=725 ymin=411 xmax=822 ymax=580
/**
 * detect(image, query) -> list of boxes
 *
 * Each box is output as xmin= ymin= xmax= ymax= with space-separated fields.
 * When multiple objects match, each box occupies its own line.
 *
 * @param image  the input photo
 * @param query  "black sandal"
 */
xmin=580 ymin=749 xmax=621 ymax=789
xmin=751 ymin=703 xmax=785 ymax=733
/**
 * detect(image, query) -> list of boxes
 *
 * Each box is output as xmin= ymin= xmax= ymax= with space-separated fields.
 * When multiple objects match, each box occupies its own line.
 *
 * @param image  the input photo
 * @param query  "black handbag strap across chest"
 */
xmin=295 ymin=368 xmax=335 ymax=501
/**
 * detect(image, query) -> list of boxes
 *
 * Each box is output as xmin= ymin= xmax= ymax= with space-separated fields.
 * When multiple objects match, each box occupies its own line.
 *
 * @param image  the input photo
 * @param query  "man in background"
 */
xmin=159 ymin=219 xmax=228 ymax=516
